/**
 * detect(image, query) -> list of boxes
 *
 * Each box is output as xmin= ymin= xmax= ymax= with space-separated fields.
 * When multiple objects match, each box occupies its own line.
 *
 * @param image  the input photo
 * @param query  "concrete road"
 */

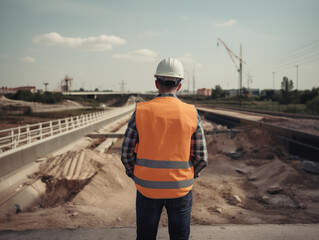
xmin=1 ymin=224 xmax=319 ymax=240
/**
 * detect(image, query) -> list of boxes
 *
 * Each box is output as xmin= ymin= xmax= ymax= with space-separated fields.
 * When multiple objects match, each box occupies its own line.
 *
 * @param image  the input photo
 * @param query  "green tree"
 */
xmin=211 ymin=85 xmax=225 ymax=99
xmin=264 ymin=89 xmax=275 ymax=101
xmin=280 ymin=76 xmax=293 ymax=104
xmin=11 ymin=90 xmax=33 ymax=101
xmin=307 ymin=96 xmax=319 ymax=115
xmin=300 ymin=87 xmax=319 ymax=104
xmin=242 ymin=87 xmax=249 ymax=98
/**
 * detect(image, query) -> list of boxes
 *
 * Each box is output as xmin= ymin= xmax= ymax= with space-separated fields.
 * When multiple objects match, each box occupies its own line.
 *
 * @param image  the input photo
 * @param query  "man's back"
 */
xmin=134 ymin=94 xmax=197 ymax=199
xmin=136 ymin=95 xmax=197 ymax=160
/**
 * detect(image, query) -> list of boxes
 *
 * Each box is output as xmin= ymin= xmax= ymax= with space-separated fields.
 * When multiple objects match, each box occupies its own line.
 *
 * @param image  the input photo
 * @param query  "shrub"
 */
xmin=307 ymin=96 xmax=319 ymax=115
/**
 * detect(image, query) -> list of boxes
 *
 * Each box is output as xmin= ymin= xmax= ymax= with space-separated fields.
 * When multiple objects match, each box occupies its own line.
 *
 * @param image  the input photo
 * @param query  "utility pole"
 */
xmin=296 ymin=65 xmax=299 ymax=90
xmin=119 ymin=80 xmax=126 ymax=92
xmin=217 ymin=38 xmax=246 ymax=106
xmin=247 ymin=73 xmax=252 ymax=89
xmin=184 ymin=71 xmax=190 ymax=93
xmin=272 ymin=72 xmax=275 ymax=90
xmin=193 ymin=68 xmax=196 ymax=101
xmin=187 ymin=72 xmax=190 ymax=93
xmin=44 ymin=82 xmax=49 ymax=92
xmin=239 ymin=44 xmax=243 ymax=106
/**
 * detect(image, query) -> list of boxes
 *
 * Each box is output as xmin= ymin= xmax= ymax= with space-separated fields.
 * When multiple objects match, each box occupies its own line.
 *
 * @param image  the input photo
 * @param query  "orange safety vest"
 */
xmin=134 ymin=96 xmax=197 ymax=199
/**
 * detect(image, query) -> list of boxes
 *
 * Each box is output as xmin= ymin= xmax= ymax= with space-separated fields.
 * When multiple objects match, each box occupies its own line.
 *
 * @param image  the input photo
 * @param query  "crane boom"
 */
xmin=217 ymin=38 xmax=246 ymax=106
xmin=217 ymin=38 xmax=246 ymax=71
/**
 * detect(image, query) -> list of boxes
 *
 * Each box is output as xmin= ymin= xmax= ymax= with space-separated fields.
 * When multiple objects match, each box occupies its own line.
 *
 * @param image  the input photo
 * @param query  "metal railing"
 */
xmin=0 ymin=106 xmax=134 ymax=153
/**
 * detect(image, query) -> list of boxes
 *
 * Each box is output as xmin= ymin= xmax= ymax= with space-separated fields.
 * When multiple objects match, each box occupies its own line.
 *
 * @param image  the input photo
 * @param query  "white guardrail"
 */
xmin=0 ymin=105 xmax=134 ymax=154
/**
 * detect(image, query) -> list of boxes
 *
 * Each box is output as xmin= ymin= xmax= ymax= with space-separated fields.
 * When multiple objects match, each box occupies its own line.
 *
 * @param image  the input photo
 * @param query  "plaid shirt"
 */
xmin=121 ymin=93 xmax=208 ymax=179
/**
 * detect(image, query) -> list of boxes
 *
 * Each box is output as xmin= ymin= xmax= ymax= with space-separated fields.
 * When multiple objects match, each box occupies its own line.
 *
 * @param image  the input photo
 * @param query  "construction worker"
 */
xmin=121 ymin=57 xmax=208 ymax=240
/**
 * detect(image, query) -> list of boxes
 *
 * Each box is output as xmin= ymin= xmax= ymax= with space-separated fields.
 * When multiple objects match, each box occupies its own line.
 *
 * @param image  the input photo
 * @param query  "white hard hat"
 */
xmin=154 ymin=58 xmax=184 ymax=79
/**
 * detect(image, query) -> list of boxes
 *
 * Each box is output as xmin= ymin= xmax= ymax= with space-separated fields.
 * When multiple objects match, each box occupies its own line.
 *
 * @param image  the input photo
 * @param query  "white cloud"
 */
xmin=213 ymin=19 xmax=237 ymax=27
xmin=113 ymin=49 xmax=157 ymax=62
xmin=20 ymin=56 xmax=36 ymax=63
xmin=178 ymin=54 xmax=203 ymax=69
xmin=179 ymin=53 xmax=195 ymax=63
xmin=32 ymin=32 xmax=126 ymax=51
xmin=182 ymin=16 xmax=189 ymax=21
xmin=138 ymin=31 xmax=159 ymax=39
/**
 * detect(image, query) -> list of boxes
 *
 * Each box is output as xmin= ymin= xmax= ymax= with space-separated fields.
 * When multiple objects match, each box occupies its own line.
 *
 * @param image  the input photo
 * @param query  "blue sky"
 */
xmin=1 ymin=0 xmax=318 ymax=92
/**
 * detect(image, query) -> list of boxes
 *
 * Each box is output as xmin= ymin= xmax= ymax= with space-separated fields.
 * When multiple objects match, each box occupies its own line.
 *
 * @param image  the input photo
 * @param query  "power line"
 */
xmin=249 ymin=38 xmax=319 ymax=68
xmin=250 ymin=46 xmax=319 ymax=71
xmin=249 ymin=47 xmax=319 ymax=72
xmin=250 ymin=57 xmax=319 ymax=78
xmin=246 ymin=38 xmax=319 ymax=77
xmin=250 ymin=53 xmax=319 ymax=75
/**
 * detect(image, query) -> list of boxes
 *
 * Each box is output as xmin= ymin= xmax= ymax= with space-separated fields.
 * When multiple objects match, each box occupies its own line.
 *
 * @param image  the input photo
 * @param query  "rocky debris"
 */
xmin=297 ymin=203 xmax=306 ymax=209
xmin=247 ymin=176 xmax=257 ymax=181
xmin=222 ymin=193 xmax=243 ymax=205
xmin=261 ymin=195 xmax=270 ymax=204
xmin=235 ymin=168 xmax=247 ymax=174
xmin=227 ymin=151 xmax=245 ymax=159
xmin=71 ymin=212 xmax=79 ymax=217
xmin=233 ymin=195 xmax=242 ymax=203
xmin=302 ymin=161 xmax=319 ymax=174
xmin=267 ymin=185 xmax=282 ymax=194
xmin=15 ymin=204 xmax=21 ymax=214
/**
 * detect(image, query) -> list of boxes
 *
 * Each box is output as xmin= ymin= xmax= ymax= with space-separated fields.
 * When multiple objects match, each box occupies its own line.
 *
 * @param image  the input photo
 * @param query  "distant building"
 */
xmin=248 ymin=88 xmax=260 ymax=96
xmin=0 ymin=86 xmax=36 ymax=94
xmin=260 ymin=89 xmax=281 ymax=96
xmin=0 ymin=87 xmax=16 ymax=94
xmin=197 ymin=88 xmax=212 ymax=96
xmin=225 ymin=88 xmax=260 ymax=97
xmin=225 ymin=89 xmax=238 ymax=97
xmin=13 ymin=86 xmax=36 ymax=93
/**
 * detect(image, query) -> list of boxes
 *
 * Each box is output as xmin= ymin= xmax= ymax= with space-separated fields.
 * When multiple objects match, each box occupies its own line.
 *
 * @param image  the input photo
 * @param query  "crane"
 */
xmin=217 ymin=38 xmax=246 ymax=101
xmin=61 ymin=75 xmax=73 ymax=93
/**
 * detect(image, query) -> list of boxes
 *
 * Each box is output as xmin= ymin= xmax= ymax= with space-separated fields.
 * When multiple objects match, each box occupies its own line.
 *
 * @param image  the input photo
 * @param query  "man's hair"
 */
xmin=156 ymin=78 xmax=181 ymax=87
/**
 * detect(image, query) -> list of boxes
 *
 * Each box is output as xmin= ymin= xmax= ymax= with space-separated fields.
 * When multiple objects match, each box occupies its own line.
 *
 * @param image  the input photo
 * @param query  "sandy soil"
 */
xmin=261 ymin=116 xmax=319 ymax=136
xmin=0 ymin=118 xmax=318 ymax=231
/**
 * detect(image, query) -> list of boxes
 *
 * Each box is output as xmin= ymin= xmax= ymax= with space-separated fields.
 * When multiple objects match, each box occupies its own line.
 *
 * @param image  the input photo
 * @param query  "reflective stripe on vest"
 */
xmin=134 ymin=176 xmax=194 ymax=189
xmin=136 ymin=158 xmax=192 ymax=169
xmin=134 ymin=96 xmax=197 ymax=199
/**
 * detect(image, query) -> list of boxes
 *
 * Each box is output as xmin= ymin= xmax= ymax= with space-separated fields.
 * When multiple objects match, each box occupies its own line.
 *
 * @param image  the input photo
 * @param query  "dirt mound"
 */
xmin=125 ymin=96 xmax=144 ymax=106
xmin=71 ymin=153 xmax=136 ymax=226
xmin=191 ymin=125 xmax=319 ymax=224
xmin=35 ymin=149 xmax=107 ymax=207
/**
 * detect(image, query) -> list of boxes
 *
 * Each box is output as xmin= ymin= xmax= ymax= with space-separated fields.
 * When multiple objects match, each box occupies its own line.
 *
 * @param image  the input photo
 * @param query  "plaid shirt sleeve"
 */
xmin=191 ymin=109 xmax=208 ymax=178
xmin=121 ymin=110 xmax=138 ymax=179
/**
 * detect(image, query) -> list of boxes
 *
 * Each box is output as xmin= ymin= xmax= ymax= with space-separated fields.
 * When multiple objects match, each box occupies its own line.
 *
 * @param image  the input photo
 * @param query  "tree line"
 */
xmin=210 ymin=76 xmax=319 ymax=114
xmin=6 ymin=91 xmax=64 ymax=104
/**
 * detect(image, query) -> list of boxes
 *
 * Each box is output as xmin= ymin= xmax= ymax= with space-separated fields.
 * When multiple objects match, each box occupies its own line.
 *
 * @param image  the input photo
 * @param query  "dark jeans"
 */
xmin=136 ymin=190 xmax=193 ymax=240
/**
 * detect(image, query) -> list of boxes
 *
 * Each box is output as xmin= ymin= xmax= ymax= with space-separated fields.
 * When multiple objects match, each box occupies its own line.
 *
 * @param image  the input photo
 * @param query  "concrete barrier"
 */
xmin=0 ymin=107 xmax=134 ymax=178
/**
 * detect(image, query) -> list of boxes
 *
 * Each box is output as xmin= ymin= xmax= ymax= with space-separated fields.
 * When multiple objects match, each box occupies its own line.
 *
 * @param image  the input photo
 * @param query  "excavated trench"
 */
xmin=0 ymin=115 xmax=130 ymax=216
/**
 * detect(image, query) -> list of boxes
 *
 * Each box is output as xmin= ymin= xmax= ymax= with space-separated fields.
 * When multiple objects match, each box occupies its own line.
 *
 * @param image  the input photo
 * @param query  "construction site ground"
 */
xmin=0 ymin=97 xmax=319 ymax=239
